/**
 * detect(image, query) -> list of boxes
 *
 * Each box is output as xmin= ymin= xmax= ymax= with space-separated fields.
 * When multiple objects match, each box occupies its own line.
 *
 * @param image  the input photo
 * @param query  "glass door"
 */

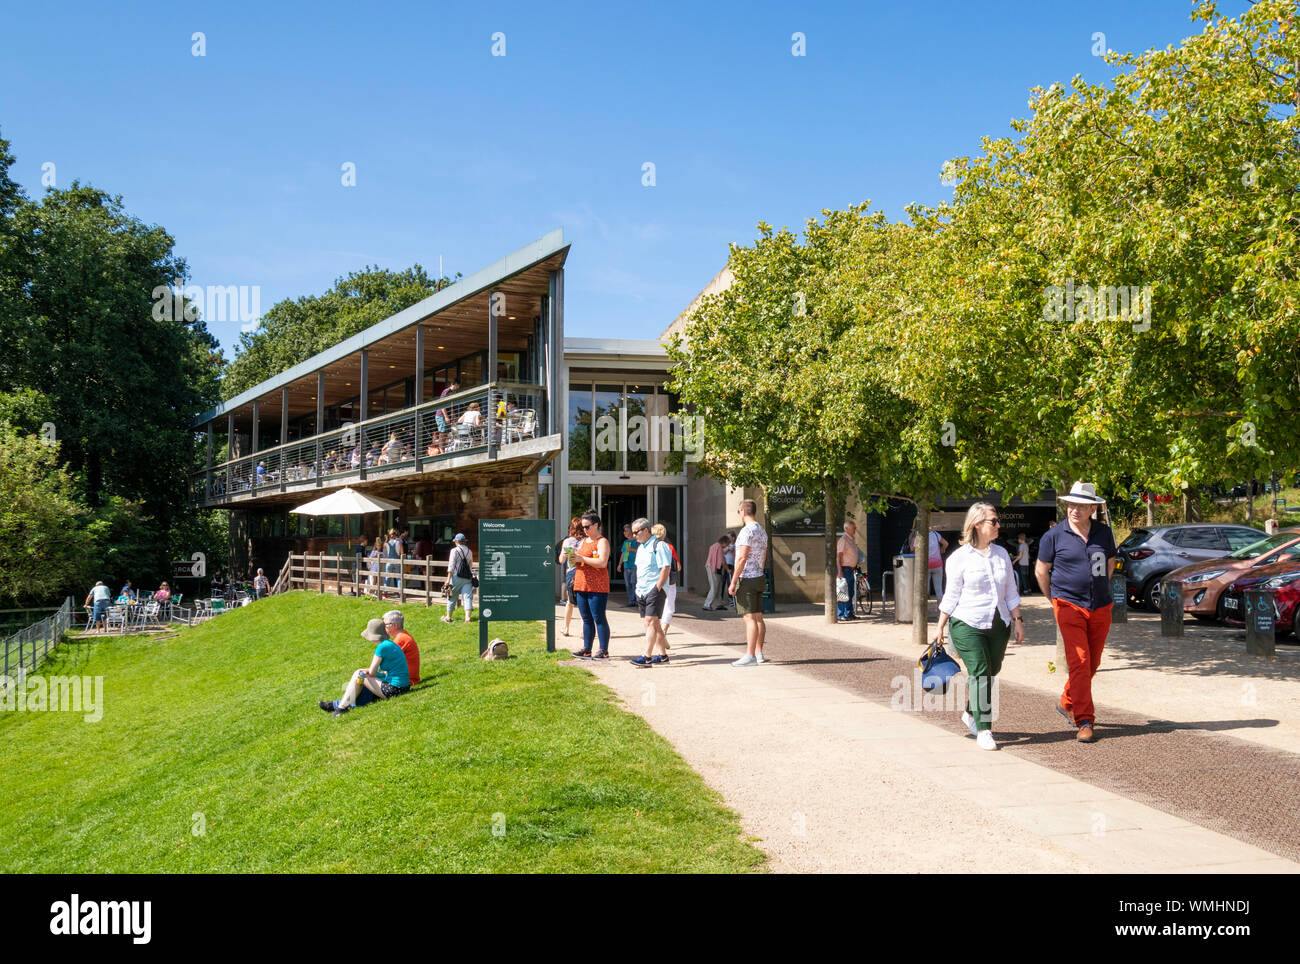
xmin=653 ymin=485 xmax=685 ymax=586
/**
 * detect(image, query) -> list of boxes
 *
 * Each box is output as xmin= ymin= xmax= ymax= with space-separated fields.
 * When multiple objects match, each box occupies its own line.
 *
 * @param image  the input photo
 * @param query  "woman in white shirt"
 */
xmin=933 ymin=502 xmax=1024 ymax=751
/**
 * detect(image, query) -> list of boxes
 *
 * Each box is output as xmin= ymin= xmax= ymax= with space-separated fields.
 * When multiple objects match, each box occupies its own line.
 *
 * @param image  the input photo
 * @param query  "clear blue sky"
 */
xmin=0 ymin=0 xmax=1240 ymax=359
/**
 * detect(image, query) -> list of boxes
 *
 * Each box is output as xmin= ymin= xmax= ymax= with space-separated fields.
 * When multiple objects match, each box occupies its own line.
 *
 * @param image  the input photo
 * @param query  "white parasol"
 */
xmin=290 ymin=487 xmax=401 ymax=516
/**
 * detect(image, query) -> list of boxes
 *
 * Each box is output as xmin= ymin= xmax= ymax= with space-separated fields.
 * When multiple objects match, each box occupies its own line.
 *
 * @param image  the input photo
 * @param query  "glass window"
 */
xmin=498 ymin=352 xmax=521 ymax=382
xmin=625 ymin=386 xmax=648 ymax=472
xmin=537 ymin=483 xmax=549 ymax=519
xmin=1176 ymin=528 xmax=1225 ymax=550
xmin=459 ymin=354 xmax=483 ymax=387
xmin=328 ymin=516 xmax=344 ymax=537
xmin=568 ymin=384 xmax=593 ymax=471
xmin=569 ymin=485 xmax=594 ymax=522
xmin=594 ymin=385 xmax=622 ymax=472
xmin=1224 ymin=528 xmax=1264 ymax=551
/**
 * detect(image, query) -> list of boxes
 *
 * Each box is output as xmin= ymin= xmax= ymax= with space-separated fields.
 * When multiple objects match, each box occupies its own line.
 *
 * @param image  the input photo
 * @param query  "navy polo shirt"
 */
xmin=1037 ymin=518 xmax=1116 ymax=610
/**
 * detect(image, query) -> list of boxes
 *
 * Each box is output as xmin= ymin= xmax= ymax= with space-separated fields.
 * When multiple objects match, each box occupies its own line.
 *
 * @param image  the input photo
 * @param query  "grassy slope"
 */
xmin=0 ymin=593 xmax=763 ymax=873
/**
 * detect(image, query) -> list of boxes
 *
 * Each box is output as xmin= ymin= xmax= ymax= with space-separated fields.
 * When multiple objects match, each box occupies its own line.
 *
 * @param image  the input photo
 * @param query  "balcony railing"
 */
xmin=194 ymin=381 xmax=547 ymax=506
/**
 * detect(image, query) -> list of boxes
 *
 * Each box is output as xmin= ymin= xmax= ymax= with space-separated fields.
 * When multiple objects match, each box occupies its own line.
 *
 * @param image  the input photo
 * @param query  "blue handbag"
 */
xmin=918 ymin=640 xmax=961 ymax=693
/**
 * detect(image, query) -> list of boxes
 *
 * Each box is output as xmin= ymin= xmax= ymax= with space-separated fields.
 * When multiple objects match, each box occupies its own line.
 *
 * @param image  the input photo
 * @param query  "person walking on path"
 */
xmin=912 ymin=525 xmax=949 ymax=598
xmin=933 ymin=503 xmax=1024 ymax=751
xmin=651 ymin=523 xmax=680 ymax=633
xmin=616 ymin=524 xmax=638 ymax=607
xmin=442 ymin=533 xmax=475 ymax=624
xmin=704 ymin=534 xmax=728 ymax=610
xmin=557 ymin=517 xmax=583 ymax=637
xmin=1012 ymin=533 xmax=1032 ymax=594
xmin=837 ymin=521 xmax=862 ymax=621
xmin=729 ymin=500 xmax=768 ymax=666
xmin=571 ymin=510 xmax=612 ymax=658
xmin=630 ymin=518 xmax=674 ymax=666
xmin=1035 ymin=482 xmax=1117 ymax=744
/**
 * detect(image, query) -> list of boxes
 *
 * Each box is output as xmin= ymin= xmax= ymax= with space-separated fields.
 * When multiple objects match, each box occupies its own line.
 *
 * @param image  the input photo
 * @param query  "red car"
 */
xmin=1220 ymin=565 xmax=1300 ymax=638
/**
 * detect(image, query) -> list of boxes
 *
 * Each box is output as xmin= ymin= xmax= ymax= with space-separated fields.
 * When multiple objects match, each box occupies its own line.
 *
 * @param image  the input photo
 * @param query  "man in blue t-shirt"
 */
xmin=319 ymin=618 xmax=411 ymax=717
xmin=629 ymin=518 xmax=673 ymax=666
xmin=1035 ymin=482 xmax=1117 ymax=745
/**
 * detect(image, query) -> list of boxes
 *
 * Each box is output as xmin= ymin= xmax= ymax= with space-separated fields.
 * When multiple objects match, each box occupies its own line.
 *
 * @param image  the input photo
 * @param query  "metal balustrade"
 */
xmin=195 ymin=381 xmax=546 ymax=506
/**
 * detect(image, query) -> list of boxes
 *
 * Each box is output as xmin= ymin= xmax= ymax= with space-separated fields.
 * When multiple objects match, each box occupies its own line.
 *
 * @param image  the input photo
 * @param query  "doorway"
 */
xmin=599 ymin=486 xmax=647 ymax=595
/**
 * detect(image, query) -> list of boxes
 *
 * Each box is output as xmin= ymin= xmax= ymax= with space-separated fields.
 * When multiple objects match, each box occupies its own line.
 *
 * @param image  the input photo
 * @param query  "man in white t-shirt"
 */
xmin=728 ymin=499 xmax=768 ymax=666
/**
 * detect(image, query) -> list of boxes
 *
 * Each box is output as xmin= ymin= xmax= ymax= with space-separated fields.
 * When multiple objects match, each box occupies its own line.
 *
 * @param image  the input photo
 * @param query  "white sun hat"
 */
xmin=1061 ymin=481 xmax=1107 ymax=505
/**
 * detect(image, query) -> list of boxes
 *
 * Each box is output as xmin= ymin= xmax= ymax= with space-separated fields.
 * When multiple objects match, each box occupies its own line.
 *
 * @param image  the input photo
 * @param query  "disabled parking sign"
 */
xmin=1244 ymin=589 xmax=1276 ymax=660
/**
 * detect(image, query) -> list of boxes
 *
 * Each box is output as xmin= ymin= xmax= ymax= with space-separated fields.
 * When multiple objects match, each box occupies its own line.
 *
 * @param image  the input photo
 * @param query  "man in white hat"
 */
xmin=1034 ymin=482 xmax=1117 ymax=744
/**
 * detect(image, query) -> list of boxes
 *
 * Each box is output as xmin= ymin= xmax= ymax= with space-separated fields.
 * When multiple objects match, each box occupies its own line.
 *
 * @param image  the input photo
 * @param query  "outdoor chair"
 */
xmin=106 ymin=605 xmax=127 ymax=633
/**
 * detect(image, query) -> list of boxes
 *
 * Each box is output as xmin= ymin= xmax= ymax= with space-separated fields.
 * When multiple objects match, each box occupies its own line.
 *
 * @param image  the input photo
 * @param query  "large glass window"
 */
xmin=459 ymin=355 xmax=483 ymax=387
xmin=569 ymin=384 xmax=593 ymax=471
xmin=625 ymin=384 xmax=648 ymax=472
xmin=594 ymin=384 xmax=622 ymax=472
xmin=569 ymin=484 xmax=594 ymax=522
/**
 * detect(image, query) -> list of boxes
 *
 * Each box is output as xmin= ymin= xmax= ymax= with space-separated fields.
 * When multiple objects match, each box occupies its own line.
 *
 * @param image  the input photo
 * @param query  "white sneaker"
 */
xmin=961 ymin=711 xmax=978 ymax=738
xmin=976 ymin=730 xmax=999 ymax=751
xmin=732 ymin=654 xmax=757 ymax=667
xmin=754 ymin=652 xmax=766 ymax=664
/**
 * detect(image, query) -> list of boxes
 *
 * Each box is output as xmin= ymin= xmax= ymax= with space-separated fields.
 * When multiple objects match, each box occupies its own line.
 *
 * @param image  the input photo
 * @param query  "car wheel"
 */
xmin=1144 ymin=580 xmax=1163 ymax=612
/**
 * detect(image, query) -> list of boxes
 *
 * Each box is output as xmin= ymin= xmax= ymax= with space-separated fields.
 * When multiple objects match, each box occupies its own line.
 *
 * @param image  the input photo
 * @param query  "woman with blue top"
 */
xmin=932 ymin=502 xmax=1024 ymax=751
xmin=319 ymin=618 xmax=410 ymax=717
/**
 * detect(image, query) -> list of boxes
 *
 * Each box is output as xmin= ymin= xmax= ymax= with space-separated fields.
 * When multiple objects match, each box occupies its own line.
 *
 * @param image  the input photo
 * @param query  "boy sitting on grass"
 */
xmin=318 ymin=618 xmax=410 ymax=718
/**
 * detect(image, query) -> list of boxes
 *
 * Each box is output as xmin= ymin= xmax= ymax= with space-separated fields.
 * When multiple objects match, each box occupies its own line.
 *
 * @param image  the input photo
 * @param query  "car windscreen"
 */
xmin=1229 ymin=533 xmax=1296 ymax=560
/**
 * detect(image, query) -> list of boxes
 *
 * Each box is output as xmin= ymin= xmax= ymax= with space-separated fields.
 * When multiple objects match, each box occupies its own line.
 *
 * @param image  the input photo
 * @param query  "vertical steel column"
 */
xmin=414 ymin=325 xmax=425 ymax=473
xmin=281 ymin=387 xmax=289 ymax=493
xmin=251 ymin=401 xmax=260 ymax=489
xmin=358 ymin=349 xmax=368 ymax=481
xmin=316 ymin=372 xmax=325 ymax=487
xmin=487 ymin=289 xmax=500 ymax=459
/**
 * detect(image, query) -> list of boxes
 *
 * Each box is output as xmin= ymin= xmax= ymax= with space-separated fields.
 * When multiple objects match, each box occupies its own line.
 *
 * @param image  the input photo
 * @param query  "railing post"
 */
xmin=335 ymin=556 xmax=342 ymax=595
xmin=399 ymin=557 xmax=406 ymax=602
xmin=425 ymin=557 xmax=432 ymax=607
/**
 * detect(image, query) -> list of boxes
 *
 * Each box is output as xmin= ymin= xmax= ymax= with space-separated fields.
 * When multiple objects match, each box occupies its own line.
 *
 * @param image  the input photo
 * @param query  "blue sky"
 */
xmin=0 ymin=0 xmax=1237 ymax=359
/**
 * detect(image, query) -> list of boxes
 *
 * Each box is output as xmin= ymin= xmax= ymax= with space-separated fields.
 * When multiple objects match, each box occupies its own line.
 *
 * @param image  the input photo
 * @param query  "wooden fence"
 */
xmin=282 ymin=553 xmax=476 ymax=607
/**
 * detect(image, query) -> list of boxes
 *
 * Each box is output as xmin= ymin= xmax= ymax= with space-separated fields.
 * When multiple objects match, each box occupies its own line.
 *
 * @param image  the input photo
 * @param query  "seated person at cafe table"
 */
xmin=116 ymin=580 xmax=137 ymax=604
xmin=318 ymin=618 xmax=411 ymax=717
xmin=153 ymin=582 xmax=172 ymax=602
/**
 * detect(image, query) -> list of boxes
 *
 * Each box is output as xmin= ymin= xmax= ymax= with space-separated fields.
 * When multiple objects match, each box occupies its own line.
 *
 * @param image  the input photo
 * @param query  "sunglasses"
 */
xmin=582 ymin=521 xmax=597 ymax=528
xmin=983 ymin=518 xmax=1001 ymax=526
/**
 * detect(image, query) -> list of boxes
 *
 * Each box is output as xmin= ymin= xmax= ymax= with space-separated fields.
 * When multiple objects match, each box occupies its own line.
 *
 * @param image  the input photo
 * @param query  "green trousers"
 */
xmin=948 ymin=613 xmax=1010 ymax=731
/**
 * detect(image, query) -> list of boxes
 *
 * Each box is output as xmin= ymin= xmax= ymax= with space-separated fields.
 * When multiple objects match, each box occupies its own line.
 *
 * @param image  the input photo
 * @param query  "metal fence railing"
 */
xmin=1 ymin=597 xmax=73 ymax=680
xmin=195 ymin=381 xmax=545 ymax=506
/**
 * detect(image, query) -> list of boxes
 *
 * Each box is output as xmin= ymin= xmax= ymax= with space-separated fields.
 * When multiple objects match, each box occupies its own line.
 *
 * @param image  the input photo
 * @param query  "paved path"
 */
xmin=558 ymin=594 xmax=1300 ymax=873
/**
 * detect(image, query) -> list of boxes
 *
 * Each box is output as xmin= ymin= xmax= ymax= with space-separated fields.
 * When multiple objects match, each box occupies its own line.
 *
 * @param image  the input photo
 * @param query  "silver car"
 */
xmin=1116 ymin=524 xmax=1264 ymax=610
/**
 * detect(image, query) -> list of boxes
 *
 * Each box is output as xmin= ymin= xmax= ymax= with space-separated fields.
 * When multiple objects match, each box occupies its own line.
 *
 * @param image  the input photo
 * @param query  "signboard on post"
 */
xmin=1108 ymin=574 xmax=1127 ymax=624
xmin=1244 ymin=589 xmax=1276 ymax=660
xmin=767 ymin=485 xmax=826 ymax=536
xmin=477 ymin=519 xmax=556 ymax=654
xmin=1159 ymin=580 xmax=1183 ymax=638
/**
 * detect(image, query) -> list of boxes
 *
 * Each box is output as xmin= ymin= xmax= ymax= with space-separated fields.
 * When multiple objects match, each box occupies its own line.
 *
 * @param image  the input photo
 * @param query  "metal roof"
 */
xmin=194 ymin=230 xmax=569 ymax=427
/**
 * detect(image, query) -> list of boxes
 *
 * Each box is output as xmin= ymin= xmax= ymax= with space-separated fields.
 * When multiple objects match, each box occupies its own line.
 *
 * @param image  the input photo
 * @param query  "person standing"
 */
xmin=729 ymin=500 xmax=769 ymax=666
xmin=629 ymin=518 xmax=673 ymax=666
xmin=651 ymin=523 xmax=680 ymax=633
xmin=571 ymin=511 xmax=612 ymax=658
xmin=383 ymin=528 xmax=404 ymax=597
xmin=366 ymin=536 xmax=383 ymax=597
xmin=441 ymin=533 xmax=475 ymax=624
xmin=1012 ymin=533 xmax=1032 ymax=594
xmin=557 ymin=517 xmax=583 ymax=637
xmin=616 ymin=523 xmax=638 ymax=607
xmin=704 ymin=535 xmax=728 ymax=611
xmin=933 ymin=503 xmax=1024 ymax=751
xmin=84 ymin=580 xmax=111 ymax=634
xmin=723 ymin=535 xmax=737 ymax=609
xmin=837 ymin=521 xmax=862 ymax=621
xmin=1035 ymin=482 xmax=1117 ymax=744
xmin=911 ymin=526 xmax=949 ymax=598
xmin=253 ymin=568 xmax=270 ymax=599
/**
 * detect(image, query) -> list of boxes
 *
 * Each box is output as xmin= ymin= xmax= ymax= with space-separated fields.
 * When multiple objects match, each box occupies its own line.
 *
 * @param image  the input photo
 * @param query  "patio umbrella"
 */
xmin=290 ymin=486 xmax=401 ymax=516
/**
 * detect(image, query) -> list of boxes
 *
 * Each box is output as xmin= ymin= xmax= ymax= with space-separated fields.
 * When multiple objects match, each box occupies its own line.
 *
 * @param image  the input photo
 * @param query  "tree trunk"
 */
xmin=824 ymin=479 xmax=837 ymax=624
xmin=1272 ymin=470 xmax=1279 ymax=519
xmin=1144 ymin=490 xmax=1154 ymax=527
xmin=1246 ymin=486 xmax=1254 ymax=524
xmin=912 ymin=500 xmax=930 ymax=649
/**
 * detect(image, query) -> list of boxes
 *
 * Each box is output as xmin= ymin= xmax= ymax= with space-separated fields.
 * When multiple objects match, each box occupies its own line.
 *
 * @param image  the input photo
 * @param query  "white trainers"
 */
xmin=976 ymin=730 xmax=999 ymax=751
xmin=732 ymin=654 xmax=757 ymax=667
xmin=754 ymin=652 xmax=766 ymax=664
xmin=961 ymin=711 xmax=978 ymax=738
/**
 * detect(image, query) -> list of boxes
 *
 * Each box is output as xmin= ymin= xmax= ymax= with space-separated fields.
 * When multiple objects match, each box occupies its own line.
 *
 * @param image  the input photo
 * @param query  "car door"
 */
xmin=1222 ymin=527 xmax=1266 ymax=553
xmin=1171 ymin=527 xmax=1230 ymax=564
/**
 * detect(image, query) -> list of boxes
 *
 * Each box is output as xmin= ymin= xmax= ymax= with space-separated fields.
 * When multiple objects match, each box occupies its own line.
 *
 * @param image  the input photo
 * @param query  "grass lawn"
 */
xmin=0 ymin=592 xmax=764 ymax=873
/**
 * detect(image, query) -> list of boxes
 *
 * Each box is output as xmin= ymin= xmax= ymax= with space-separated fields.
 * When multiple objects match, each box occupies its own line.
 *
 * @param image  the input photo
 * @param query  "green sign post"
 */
xmin=477 ymin=519 xmax=556 ymax=655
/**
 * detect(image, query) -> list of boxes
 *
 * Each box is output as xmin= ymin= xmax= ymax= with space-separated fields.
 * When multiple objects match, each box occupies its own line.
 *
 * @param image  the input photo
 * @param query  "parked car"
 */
xmin=1168 ymin=528 xmax=1300 ymax=620
xmin=1116 ymin=524 xmax=1265 ymax=611
xmin=1221 ymin=565 xmax=1300 ymax=638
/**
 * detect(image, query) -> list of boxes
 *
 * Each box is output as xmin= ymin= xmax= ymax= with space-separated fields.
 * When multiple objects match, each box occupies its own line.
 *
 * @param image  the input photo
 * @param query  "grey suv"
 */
xmin=1116 ymin=524 xmax=1264 ymax=610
